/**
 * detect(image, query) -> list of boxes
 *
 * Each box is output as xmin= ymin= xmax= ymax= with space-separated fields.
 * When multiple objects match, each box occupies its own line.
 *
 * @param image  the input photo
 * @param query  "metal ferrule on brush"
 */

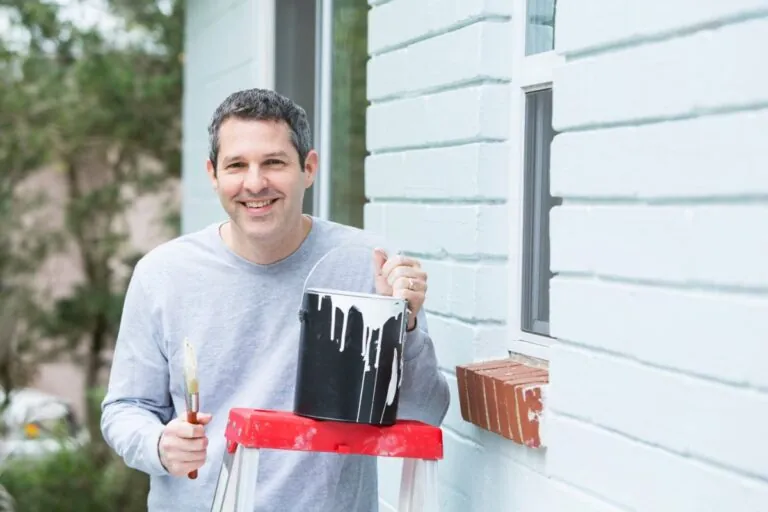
xmin=186 ymin=391 xmax=199 ymax=413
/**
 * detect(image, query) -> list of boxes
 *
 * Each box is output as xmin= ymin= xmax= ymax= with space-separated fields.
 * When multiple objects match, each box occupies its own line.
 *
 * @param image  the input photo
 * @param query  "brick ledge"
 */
xmin=456 ymin=354 xmax=549 ymax=448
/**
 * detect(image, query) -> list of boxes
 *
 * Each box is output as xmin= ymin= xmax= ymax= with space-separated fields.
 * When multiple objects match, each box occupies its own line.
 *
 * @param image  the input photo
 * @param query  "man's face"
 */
xmin=206 ymin=117 xmax=317 ymax=243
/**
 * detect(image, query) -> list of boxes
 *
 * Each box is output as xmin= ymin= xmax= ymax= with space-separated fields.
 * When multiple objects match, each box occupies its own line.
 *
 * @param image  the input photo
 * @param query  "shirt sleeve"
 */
xmin=396 ymin=308 xmax=450 ymax=427
xmin=100 ymin=261 xmax=173 ymax=476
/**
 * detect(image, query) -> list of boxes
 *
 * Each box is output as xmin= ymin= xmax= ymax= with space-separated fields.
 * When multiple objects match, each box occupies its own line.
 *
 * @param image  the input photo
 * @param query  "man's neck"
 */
xmin=221 ymin=215 xmax=312 ymax=265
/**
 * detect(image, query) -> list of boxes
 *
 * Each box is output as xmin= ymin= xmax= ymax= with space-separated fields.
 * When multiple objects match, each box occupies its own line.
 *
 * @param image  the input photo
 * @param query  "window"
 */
xmin=309 ymin=0 xmax=369 ymax=228
xmin=525 ymin=0 xmax=557 ymax=56
xmin=275 ymin=0 xmax=368 ymax=229
xmin=274 ymin=0 xmax=317 ymax=215
xmin=521 ymin=88 xmax=561 ymax=336
xmin=327 ymin=0 xmax=368 ymax=229
xmin=507 ymin=0 xmax=563 ymax=359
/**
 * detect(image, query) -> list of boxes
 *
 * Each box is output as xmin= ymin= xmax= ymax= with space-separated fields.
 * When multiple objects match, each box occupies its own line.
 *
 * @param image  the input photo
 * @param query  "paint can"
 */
xmin=294 ymin=288 xmax=408 ymax=426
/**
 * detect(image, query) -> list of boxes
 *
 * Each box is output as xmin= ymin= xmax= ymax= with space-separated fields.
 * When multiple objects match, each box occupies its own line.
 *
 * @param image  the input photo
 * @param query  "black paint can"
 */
xmin=294 ymin=288 xmax=408 ymax=426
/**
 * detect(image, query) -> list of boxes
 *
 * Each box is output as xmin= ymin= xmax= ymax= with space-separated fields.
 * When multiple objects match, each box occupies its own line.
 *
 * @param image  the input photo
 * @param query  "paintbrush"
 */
xmin=183 ymin=337 xmax=200 ymax=480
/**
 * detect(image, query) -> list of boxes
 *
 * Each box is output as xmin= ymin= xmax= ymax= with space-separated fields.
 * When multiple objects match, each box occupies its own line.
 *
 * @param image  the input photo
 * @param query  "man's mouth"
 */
xmin=242 ymin=199 xmax=278 ymax=209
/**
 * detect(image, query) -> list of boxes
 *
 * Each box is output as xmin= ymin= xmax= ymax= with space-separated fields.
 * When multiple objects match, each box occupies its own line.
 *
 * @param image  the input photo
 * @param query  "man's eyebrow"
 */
xmin=263 ymin=151 xmax=290 ymax=159
xmin=221 ymin=155 xmax=244 ymax=165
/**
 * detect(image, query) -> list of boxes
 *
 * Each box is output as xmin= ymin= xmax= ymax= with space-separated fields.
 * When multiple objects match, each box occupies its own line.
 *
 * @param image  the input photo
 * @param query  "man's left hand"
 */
xmin=373 ymin=249 xmax=428 ymax=331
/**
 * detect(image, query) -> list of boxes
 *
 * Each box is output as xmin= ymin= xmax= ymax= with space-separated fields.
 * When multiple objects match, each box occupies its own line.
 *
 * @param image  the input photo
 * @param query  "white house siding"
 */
xmin=548 ymin=1 xmax=768 ymax=511
xmin=181 ymin=0 xmax=272 ymax=234
xmin=365 ymin=1 xmax=573 ymax=510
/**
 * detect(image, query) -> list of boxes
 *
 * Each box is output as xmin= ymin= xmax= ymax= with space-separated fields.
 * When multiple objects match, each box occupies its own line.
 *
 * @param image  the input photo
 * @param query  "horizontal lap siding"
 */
xmin=549 ymin=2 xmax=768 ymax=509
xmin=366 ymin=0 xmax=614 ymax=508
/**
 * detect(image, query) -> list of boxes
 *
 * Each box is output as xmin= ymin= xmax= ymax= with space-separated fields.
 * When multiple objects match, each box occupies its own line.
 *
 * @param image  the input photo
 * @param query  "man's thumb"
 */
xmin=197 ymin=413 xmax=213 ymax=425
xmin=373 ymin=248 xmax=387 ymax=273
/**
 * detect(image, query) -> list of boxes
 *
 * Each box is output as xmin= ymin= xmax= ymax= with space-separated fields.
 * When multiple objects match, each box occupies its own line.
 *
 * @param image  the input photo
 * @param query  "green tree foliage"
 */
xmin=0 ymin=0 xmax=184 ymax=439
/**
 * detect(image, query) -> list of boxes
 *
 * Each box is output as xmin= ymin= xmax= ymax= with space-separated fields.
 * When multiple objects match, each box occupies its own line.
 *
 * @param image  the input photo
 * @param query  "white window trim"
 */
xmin=506 ymin=0 xmax=565 ymax=360
xmin=314 ymin=0 xmax=334 ymax=220
xmin=252 ymin=0 xmax=276 ymax=90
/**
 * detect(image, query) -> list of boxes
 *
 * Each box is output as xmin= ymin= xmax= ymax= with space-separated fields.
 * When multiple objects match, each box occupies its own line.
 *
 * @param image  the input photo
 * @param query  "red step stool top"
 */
xmin=224 ymin=409 xmax=444 ymax=461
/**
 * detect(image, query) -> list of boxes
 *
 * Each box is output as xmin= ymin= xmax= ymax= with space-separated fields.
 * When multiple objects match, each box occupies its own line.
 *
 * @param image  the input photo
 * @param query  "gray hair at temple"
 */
xmin=207 ymin=88 xmax=312 ymax=174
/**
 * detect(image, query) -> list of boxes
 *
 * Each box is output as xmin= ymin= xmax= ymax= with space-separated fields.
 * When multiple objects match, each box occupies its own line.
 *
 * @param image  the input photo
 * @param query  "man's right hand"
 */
xmin=158 ymin=412 xmax=212 ymax=477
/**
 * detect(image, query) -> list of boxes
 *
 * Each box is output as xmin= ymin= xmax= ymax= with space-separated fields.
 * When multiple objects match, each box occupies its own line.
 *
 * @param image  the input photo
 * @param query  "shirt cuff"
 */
xmin=144 ymin=422 xmax=170 ymax=476
xmin=403 ymin=326 xmax=427 ymax=361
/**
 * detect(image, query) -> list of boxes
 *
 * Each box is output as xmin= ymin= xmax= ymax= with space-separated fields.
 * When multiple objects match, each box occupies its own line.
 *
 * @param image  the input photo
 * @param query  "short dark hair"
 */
xmin=207 ymin=88 xmax=312 ymax=173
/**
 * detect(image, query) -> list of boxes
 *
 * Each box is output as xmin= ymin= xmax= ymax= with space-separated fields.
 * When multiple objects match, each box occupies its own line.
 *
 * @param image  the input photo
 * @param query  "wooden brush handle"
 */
xmin=187 ymin=410 xmax=199 ymax=480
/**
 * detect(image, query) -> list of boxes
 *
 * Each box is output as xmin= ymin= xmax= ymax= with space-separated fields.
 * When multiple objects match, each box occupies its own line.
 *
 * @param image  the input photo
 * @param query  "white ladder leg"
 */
xmin=209 ymin=446 xmax=261 ymax=512
xmin=234 ymin=448 xmax=260 ymax=511
xmin=210 ymin=447 xmax=239 ymax=512
xmin=398 ymin=459 xmax=440 ymax=512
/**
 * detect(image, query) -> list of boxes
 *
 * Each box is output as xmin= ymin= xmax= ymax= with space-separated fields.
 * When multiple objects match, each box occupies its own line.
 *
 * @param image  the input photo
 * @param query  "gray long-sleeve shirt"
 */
xmin=100 ymin=217 xmax=450 ymax=512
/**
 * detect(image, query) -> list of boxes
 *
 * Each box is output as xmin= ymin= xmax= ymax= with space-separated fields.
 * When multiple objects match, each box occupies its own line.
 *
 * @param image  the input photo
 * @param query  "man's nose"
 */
xmin=243 ymin=164 xmax=267 ymax=191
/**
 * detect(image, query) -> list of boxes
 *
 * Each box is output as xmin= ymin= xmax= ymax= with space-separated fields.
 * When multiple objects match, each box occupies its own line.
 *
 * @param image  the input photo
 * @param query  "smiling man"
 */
xmin=100 ymin=88 xmax=450 ymax=512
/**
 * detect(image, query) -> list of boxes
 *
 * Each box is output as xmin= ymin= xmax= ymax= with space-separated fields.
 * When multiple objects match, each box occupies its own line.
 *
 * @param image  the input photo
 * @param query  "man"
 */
xmin=100 ymin=88 xmax=450 ymax=511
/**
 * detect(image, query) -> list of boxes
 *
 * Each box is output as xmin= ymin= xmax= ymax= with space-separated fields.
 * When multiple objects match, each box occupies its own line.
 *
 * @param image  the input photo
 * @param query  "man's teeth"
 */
xmin=245 ymin=199 xmax=275 ymax=208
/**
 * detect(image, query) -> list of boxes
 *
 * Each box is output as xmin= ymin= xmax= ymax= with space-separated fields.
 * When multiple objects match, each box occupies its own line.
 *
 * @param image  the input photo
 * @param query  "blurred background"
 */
xmin=0 ymin=0 xmax=371 ymax=509
xmin=0 ymin=0 xmax=183 ymax=509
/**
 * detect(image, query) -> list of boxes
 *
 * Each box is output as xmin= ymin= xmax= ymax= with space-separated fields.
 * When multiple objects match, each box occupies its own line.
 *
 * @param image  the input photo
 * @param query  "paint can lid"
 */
xmin=305 ymin=287 xmax=403 ymax=302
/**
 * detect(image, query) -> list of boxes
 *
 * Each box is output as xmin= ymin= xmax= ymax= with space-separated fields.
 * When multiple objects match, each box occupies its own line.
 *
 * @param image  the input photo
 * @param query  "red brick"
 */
xmin=455 ymin=357 xmax=549 ymax=448
xmin=515 ymin=384 xmax=544 ymax=447
xmin=481 ymin=371 xmax=503 ymax=435
xmin=469 ymin=370 xmax=489 ymax=429
xmin=456 ymin=360 xmax=512 ymax=429
xmin=455 ymin=366 xmax=472 ymax=423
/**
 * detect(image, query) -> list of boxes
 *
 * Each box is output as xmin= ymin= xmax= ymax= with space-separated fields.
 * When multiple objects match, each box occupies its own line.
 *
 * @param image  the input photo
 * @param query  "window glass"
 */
xmin=521 ymin=88 xmax=560 ymax=336
xmin=329 ymin=0 xmax=368 ymax=228
xmin=525 ymin=0 xmax=557 ymax=55
xmin=274 ymin=0 xmax=316 ymax=215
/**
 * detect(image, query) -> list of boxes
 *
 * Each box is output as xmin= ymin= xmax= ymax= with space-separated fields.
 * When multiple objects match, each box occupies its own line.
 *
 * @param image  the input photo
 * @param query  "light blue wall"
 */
xmin=181 ymin=0 xmax=265 ymax=234
xmin=367 ymin=0 xmax=768 ymax=510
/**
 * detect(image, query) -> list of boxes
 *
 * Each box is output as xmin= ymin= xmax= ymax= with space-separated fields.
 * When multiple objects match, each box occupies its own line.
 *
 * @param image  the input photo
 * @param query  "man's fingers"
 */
xmin=160 ymin=432 xmax=207 ymax=452
xmin=392 ymin=288 xmax=422 ymax=305
xmin=380 ymin=253 xmax=420 ymax=278
xmin=387 ymin=267 xmax=427 ymax=287
xmin=197 ymin=412 xmax=213 ymax=425
xmin=175 ymin=436 xmax=208 ymax=453
xmin=173 ymin=422 xmax=206 ymax=439
xmin=172 ymin=447 xmax=207 ymax=463
xmin=393 ymin=276 xmax=427 ymax=293
xmin=373 ymin=248 xmax=387 ymax=274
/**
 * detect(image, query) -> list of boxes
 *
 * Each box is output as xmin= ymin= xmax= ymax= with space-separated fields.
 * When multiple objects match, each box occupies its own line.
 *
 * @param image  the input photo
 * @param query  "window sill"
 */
xmin=456 ymin=354 xmax=549 ymax=448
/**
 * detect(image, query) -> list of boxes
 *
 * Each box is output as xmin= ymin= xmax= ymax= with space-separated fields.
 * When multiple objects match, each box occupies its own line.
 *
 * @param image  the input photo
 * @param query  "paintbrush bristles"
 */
xmin=183 ymin=337 xmax=199 ymax=394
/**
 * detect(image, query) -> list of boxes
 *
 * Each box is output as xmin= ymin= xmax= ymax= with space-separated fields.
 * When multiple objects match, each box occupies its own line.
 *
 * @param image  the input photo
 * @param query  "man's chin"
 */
xmin=238 ymin=217 xmax=278 ymax=238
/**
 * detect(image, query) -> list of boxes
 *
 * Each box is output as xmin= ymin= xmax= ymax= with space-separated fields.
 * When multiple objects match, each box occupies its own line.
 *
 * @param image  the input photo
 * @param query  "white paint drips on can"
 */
xmin=315 ymin=290 xmax=404 ymax=371
xmin=386 ymin=348 xmax=399 ymax=406
xmin=309 ymin=288 xmax=406 ymax=422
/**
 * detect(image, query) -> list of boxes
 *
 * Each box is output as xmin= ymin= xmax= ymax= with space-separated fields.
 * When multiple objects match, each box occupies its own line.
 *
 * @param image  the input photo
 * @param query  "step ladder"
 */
xmin=210 ymin=408 xmax=443 ymax=512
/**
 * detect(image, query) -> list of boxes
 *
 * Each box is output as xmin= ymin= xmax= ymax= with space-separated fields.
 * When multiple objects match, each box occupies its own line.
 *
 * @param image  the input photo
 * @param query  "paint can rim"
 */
xmin=305 ymin=287 xmax=405 ymax=303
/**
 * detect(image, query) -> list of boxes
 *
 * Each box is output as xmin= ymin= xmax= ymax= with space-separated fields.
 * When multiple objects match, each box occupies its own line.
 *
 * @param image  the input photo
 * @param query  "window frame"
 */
xmin=506 ymin=0 xmax=564 ymax=360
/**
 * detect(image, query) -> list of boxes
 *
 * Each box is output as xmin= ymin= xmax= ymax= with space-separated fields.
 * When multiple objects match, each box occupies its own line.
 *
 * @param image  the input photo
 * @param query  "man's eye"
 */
xmin=227 ymin=162 xmax=246 ymax=168
xmin=264 ymin=159 xmax=285 ymax=166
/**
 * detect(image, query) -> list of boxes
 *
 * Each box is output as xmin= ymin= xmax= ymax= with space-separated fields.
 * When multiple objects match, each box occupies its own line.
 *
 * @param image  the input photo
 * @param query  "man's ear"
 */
xmin=206 ymin=159 xmax=218 ymax=189
xmin=303 ymin=150 xmax=318 ymax=189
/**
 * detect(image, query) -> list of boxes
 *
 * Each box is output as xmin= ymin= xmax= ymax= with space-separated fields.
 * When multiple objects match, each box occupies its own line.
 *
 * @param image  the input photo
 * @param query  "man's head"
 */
xmin=206 ymin=88 xmax=317 ymax=247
